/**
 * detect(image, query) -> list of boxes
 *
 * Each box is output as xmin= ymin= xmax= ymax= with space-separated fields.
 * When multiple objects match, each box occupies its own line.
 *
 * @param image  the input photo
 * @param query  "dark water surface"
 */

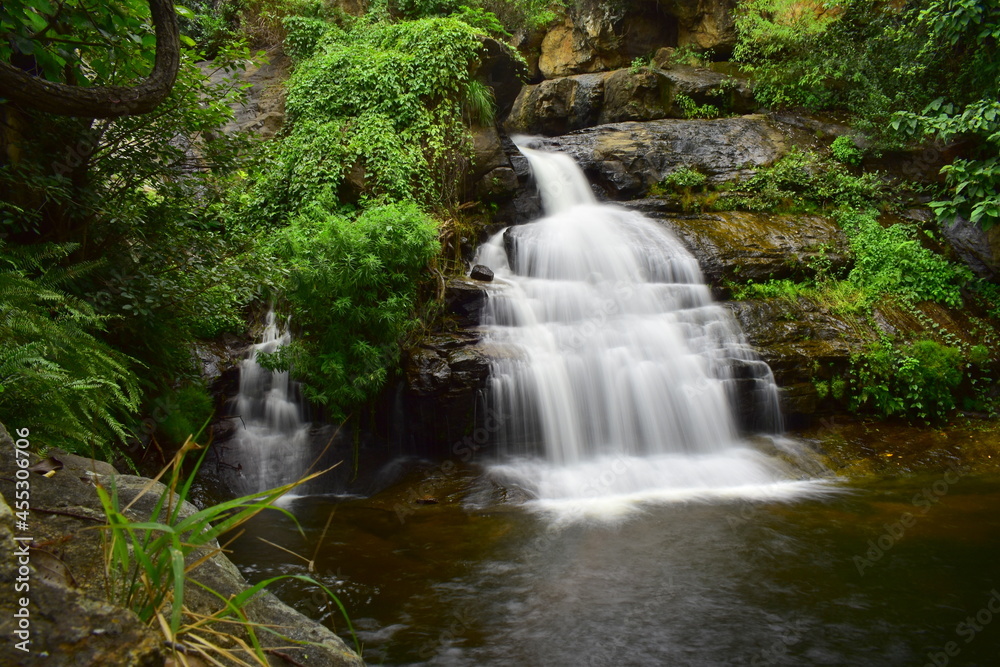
xmin=225 ymin=461 xmax=1000 ymax=666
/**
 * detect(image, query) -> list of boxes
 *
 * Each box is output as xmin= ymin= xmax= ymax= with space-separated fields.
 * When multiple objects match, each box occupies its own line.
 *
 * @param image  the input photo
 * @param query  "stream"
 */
xmin=227 ymin=458 xmax=1000 ymax=666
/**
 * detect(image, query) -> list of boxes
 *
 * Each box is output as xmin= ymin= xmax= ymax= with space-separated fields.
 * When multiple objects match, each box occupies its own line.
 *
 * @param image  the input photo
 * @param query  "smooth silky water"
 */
xmin=223 ymin=146 xmax=1000 ymax=665
xmin=227 ymin=310 xmax=311 ymax=494
xmin=475 ymin=138 xmax=830 ymax=520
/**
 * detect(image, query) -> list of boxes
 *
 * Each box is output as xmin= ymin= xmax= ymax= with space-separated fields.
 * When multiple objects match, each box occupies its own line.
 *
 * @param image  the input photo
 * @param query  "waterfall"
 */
xmin=476 ymin=140 xmax=828 ymax=518
xmin=228 ymin=310 xmax=311 ymax=494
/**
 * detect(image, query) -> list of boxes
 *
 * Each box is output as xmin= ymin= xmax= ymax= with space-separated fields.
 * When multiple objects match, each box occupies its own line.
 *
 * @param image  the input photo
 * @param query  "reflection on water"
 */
xmin=226 ymin=466 xmax=1000 ymax=666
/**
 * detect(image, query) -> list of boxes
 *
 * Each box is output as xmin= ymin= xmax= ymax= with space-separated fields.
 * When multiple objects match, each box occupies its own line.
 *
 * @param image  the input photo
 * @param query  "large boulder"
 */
xmin=667 ymin=0 xmax=739 ymax=55
xmin=938 ymin=212 xmax=1000 ymax=281
xmin=728 ymin=298 xmax=991 ymax=422
xmin=527 ymin=114 xmax=824 ymax=199
xmin=201 ymin=47 xmax=292 ymax=139
xmin=506 ymin=63 xmax=753 ymax=135
xmin=536 ymin=0 xmax=738 ymax=79
xmin=506 ymin=72 xmax=607 ymax=135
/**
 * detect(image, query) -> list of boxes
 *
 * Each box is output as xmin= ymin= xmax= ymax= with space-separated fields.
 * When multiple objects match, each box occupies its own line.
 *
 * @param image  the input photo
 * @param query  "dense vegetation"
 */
xmin=728 ymin=0 xmax=1000 ymax=421
xmin=2 ymin=0 xmax=999 ymax=461
xmin=0 ymin=0 xmax=515 ymax=455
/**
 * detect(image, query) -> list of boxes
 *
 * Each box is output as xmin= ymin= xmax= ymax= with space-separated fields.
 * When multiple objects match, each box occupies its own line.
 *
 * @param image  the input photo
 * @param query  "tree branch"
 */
xmin=0 ymin=0 xmax=181 ymax=118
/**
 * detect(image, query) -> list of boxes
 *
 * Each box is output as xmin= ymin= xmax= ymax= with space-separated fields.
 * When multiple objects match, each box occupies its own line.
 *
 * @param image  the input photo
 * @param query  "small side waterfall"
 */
xmin=229 ymin=311 xmax=311 ymax=494
xmin=477 ymin=140 xmax=827 ymax=517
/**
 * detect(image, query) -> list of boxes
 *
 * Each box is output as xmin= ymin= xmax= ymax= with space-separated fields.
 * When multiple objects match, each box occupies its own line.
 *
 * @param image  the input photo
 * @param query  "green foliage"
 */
xmin=263 ymin=201 xmax=439 ymax=418
xmin=836 ymin=209 xmax=972 ymax=308
xmin=734 ymin=0 xmax=1000 ymax=230
xmin=393 ymin=0 xmax=561 ymax=33
xmin=282 ymin=14 xmax=335 ymax=60
xmin=448 ymin=5 xmax=510 ymax=38
xmin=849 ymin=339 xmax=964 ymax=422
xmin=154 ymin=384 xmax=215 ymax=447
xmin=674 ymin=93 xmax=720 ymax=120
xmin=246 ymin=17 xmax=492 ymax=218
xmin=664 ymin=44 xmax=715 ymax=67
xmin=728 ymin=149 xmax=884 ymax=213
xmin=933 ymin=155 xmax=1000 ymax=231
xmin=0 ymin=0 xmax=161 ymax=85
xmin=1 ymin=35 xmax=265 ymax=457
xmin=96 ymin=438 xmax=358 ymax=662
xmin=186 ymin=0 xmax=335 ymax=53
xmin=830 ymin=135 xmax=863 ymax=166
xmin=0 ymin=243 xmax=140 ymax=458
xmin=629 ymin=56 xmax=650 ymax=74
xmin=661 ymin=166 xmax=708 ymax=191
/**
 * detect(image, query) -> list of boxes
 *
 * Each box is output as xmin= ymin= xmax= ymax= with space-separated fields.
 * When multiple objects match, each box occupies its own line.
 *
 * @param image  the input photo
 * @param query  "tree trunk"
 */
xmin=0 ymin=0 xmax=181 ymax=118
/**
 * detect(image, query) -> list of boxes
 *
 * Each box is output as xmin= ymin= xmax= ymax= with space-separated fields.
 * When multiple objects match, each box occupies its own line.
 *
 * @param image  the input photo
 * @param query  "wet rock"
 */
xmin=600 ymin=68 xmax=672 ymax=124
xmin=445 ymin=277 xmax=490 ymax=328
xmin=621 ymin=205 xmax=852 ymax=292
xmin=506 ymin=73 xmax=607 ymax=136
xmin=474 ymin=166 xmax=519 ymax=202
xmin=401 ymin=336 xmax=494 ymax=455
xmin=529 ymin=115 xmax=823 ymax=199
xmin=470 ymin=264 xmax=495 ymax=281
xmin=653 ymin=59 xmax=755 ymax=114
xmin=200 ymin=47 xmax=291 ymax=138
xmin=727 ymin=300 xmax=863 ymax=421
xmin=406 ymin=347 xmax=453 ymax=394
xmin=939 ymin=213 xmax=1000 ymax=281
xmin=670 ymin=0 xmax=739 ymax=56
xmin=469 ymin=124 xmax=508 ymax=182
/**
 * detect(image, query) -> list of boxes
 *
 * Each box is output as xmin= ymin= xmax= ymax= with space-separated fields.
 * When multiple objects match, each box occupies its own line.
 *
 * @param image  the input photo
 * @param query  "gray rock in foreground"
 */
xmin=0 ymin=423 xmax=364 ymax=666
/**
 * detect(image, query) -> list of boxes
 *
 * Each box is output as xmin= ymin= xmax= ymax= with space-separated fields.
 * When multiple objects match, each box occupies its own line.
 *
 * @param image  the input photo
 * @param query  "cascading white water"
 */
xmin=476 ymin=140 xmax=830 ymax=519
xmin=229 ymin=311 xmax=310 ymax=493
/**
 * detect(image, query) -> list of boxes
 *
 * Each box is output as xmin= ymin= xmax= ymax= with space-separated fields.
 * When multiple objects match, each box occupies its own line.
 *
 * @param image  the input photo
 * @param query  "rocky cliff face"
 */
xmin=534 ymin=0 xmax=738 ymax=80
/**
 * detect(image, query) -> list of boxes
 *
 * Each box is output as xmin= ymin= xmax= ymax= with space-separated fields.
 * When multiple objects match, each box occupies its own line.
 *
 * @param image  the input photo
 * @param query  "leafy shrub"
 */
xmin=247 ymin=17 xmax=494 ymax=220
xmin=393 ymin=0 xmax=560 ymax=33
xmin=283 ymin=14 xmax=335 ymax=60
xmin=836 ymin=209 xmax=972 ymax=308
xmin=729 ymin=149 xmax=884 ymax=213
xmin=831 ymin=135 xmax=863 ymax=166
xmin=675 ymin=93 xmax=720 ymax=120
xmin=155 ymin=384 xmax=216 ymax=447
xmin=662 ymin=166 xmax=708 ymax=191
xmin=850 ymin=339 xmax=964 ymax=422
xmin=263 ymin=201 xmax=439 ymax=418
